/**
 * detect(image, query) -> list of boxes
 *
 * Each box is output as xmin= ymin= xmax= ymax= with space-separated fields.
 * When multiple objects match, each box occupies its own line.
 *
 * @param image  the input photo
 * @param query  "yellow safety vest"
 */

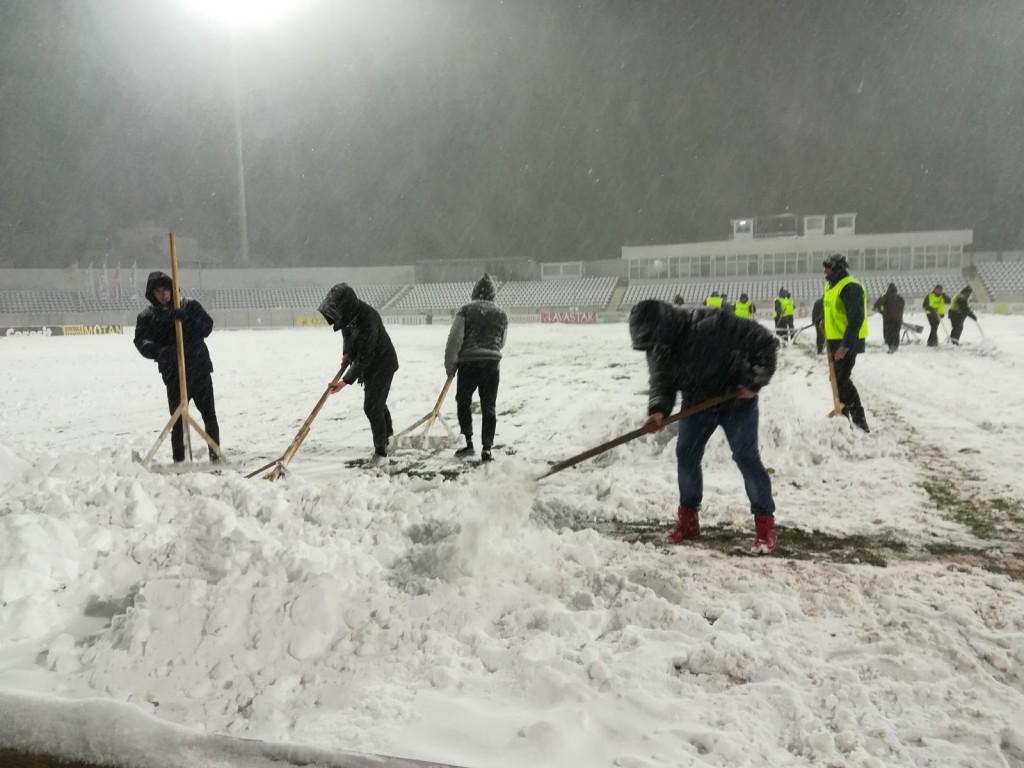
xmin=734 ymin=300 xmax=752 ymax=318
xmin=927 ymin=292 xmax=947 ymax=317
xmin=824 ymin=276 xmax=869 ymax=341
xmin=705 ymin=296 xmax=723 ymax=309
xmin=774 ymin=297 xmax=794 ymax=318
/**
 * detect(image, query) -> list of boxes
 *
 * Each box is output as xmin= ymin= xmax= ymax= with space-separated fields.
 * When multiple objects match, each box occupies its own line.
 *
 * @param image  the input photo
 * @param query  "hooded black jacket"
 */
xmin=318 ymin=283 xmax=399 ymax=385
xmin=133 ymin=271 xmax=214 ymax=385
xmin=872 ymin=284 xmax=905 ymax=322
xmin=630 ymin=300 xmax=778 ymax=415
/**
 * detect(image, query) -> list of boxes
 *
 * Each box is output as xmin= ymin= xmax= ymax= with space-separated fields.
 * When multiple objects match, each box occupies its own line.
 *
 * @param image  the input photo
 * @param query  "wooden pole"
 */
xmin=539 ymin=393 xmax=736 ymax=479
xmin=169 ymin=233 xmax=193 ymax=460
xmin=826 ymin=344 xmax=843 ymax=418
xmin=423 ymin=375 xmax=454 ymax=435
xmin=247 ymin=366 xmax=348 ymax=480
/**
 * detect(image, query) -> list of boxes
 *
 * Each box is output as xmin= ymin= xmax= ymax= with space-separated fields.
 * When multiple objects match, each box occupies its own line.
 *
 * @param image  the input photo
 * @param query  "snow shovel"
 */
xmin=973 ymin=318 xmax=985 ymax=340
xmin=825 ymin=347 xmax=843 ymax=418
xmin=539 ymin=392 xmax=737 ymax=479
xmin=392 ymin=375 xmax=457 ymax=450
xmin=789 ymin=322 xmax=815 ymax=345
xmin=246 ymin=364 xmax=349 ymax=481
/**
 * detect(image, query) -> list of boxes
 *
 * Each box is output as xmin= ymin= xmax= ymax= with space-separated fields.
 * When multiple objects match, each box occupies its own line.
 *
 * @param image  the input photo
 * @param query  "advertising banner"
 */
xmin=61 ymin=325 xmax=124 ymax=336
xmin=2 ymin=326 xmax=65 ymax=337
xmin=540 ymin=310 xmax=597 ymax=324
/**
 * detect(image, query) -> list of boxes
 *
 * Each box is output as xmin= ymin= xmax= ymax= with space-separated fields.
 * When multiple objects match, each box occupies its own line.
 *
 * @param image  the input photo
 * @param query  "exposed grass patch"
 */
xmin=588 ymin=521 xmax=910 ymax=568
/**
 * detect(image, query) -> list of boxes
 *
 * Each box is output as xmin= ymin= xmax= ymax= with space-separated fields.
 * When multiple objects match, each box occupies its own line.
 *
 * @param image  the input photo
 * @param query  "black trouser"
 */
xmin=949 ymin=312 xmax=966 ymax=342
xmin=814 ymin=325 xmax=825 ymax=354
xmin=882 ymin=318 xmax=901 ymax=351
xmin=166 ymin=372 xmax=220 ymax=462
xmin=775 ymin=315 xmax=794 ymax=340
xmin=926 ymin=312 xmax=941 ymax=346
xmin=455 ymin=361 xmax=500 ymax=449
xmin=361 ymin=367 xmax=395 ymax=454
xmin=827 ymin=342 xmax=868 ymax=431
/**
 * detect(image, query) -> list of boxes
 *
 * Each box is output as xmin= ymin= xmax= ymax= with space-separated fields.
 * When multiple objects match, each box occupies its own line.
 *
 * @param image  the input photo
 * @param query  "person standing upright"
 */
xmin=629 ymin=300 xmax=780 ymax=554
xmin=774 ymin=288 xmax=794 ymax=341
xmin=922 ymin=284 xmax=949 ymax=347
xmin=133 ymin=271 xmax=221 ymax=463
xmin=704 ymin=292 xmax=723 ymax=309
xmin=947 ymin=286 xmax=978 ymax=345
xmin=822 ymin=254 xmax=869 ymax=432
xmin=733 ymin=292 xmax=755 ymax=319
xmin=873 ymin=282 xmax=906 ymax=353
xmin=319 ymin=283 xmax=399 ymax=462
xmin=445 ymin=274 xmax=508 ymax=463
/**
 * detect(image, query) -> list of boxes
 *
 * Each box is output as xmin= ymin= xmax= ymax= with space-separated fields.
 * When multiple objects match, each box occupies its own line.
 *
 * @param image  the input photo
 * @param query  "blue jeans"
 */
xmin=675 ymin=397 xmax=775 ymax=516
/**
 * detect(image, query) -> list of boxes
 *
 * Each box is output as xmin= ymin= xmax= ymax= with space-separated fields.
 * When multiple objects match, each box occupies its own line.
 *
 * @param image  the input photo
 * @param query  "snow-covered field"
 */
xmin=2 ymin=312 xmax=1024 ymax=768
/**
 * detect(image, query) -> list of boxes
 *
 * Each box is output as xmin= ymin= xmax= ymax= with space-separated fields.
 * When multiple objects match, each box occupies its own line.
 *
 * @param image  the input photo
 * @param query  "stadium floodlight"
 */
xmin=181 ymin=0 xmax=300 ymax=28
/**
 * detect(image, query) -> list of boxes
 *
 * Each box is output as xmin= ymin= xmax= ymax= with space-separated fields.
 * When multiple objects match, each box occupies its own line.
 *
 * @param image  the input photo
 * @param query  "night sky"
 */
xmin=1 ymin=0 xmax=1022 ymax=268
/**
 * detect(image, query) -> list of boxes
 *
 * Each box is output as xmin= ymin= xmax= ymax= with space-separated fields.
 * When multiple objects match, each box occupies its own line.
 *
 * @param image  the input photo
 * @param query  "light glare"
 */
xmin=182 ymin=0 xmax=299 ymax=28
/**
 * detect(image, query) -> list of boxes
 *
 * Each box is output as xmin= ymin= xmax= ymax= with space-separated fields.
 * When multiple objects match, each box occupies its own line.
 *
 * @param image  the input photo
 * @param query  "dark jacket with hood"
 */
xmin=318 ymin=283 xmax=398 ymax=385
xmin=872 ymin=283 xmax=905 ymax=322
xmin=134 ymin=271 xmax=214 ymax=385
xmin=948 ymin=290 xmax=977 ymax=321
xmin=811 ymin=297 xmax=825 ymax=326
xmin=444 ymin=274 xmax=508 ymax=376
xmin=629 ymin=300 xmax=778 ymax=415
xmin=825 ymin=268 xmax=867 ymax=353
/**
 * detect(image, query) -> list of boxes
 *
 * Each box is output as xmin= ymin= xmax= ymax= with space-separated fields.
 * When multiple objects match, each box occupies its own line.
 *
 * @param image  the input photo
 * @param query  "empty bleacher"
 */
xmin=978 ymin=261 xmax=1024 ymax=299
xmin=206 ymin=285 xmax=401 ymax=311
xmin=621 ymin=272 xmax=966 ymax=309
xmin=391 ymin=283 xmax=481 ymax=311
xmin=496 ymin=277 xmax=617 ymax=309
xmin=0 ymin=290 xmax=81 ymax=313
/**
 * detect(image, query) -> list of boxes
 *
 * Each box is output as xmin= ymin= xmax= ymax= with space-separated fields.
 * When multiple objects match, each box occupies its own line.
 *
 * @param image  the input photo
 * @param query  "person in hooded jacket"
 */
xmin=133 ymin=271 xmax=220 ymax=463
xmin=922 ymin=284 xmax=949 ymax=347
xmin=822 ymin=253 xmax=869 ymax=432
xmin=629 ymin=299 xmax=779 ymax=555
xmin=733 ymin=293 xmax=755 ymax=319
xmin=319 ymin=283 xmax=399 ymax=460
xmin=445 ymin=274 xmax=508 ymax=463
xmin=774 ymin=288 xmax=794 ymax=341
xmin=947 ymin=287 xmax=978 ymax=345
xmin=872 ymin=282 xmax=905 ymax=353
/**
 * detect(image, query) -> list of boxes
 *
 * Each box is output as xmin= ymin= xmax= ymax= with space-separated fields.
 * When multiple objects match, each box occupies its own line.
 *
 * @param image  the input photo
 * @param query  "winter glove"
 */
xmin=156 ymin=347 xmax=175 ymax=366
xmin=168 ymin=307 xmax=187 ymax=322
xmin=446 ymin=366 xmax=456 ymax=378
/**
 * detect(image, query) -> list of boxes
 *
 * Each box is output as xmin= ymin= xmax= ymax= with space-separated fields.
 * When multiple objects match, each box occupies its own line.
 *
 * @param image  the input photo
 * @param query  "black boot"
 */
xmin=480 ymin=448 xmax=493 ymax=463
xmin=455 ymin=439 xmax=475 ymax=458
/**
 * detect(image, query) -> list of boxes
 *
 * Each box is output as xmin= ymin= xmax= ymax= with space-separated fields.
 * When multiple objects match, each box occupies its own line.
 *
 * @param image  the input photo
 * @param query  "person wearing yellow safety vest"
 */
xmin=733 ymin=293 xmax=756 ymax=319
xmin=822 ymin=253 xmax=870 ymax=432
xmin=773 ymin=288 xmax=795 ymax=341
xmin=704 ymin=292 xmax=723 ymax=309
xmin=922 ymin=284 xmax=949 ymax=347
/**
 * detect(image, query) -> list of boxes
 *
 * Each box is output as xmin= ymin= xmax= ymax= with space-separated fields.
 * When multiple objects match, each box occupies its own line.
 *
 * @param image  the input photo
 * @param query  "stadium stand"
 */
xmin=495 ymin=277 xmax=616 ymax=309
xmin=978 ymin=261 xmax=1024 ymax=299
xmin=391 ymin=283 xmax=481 ymax=311
xmin=620 ymin=272 xmax=966 ymax=308
xmin=206 ymin=285 xmax=401 ymax=311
